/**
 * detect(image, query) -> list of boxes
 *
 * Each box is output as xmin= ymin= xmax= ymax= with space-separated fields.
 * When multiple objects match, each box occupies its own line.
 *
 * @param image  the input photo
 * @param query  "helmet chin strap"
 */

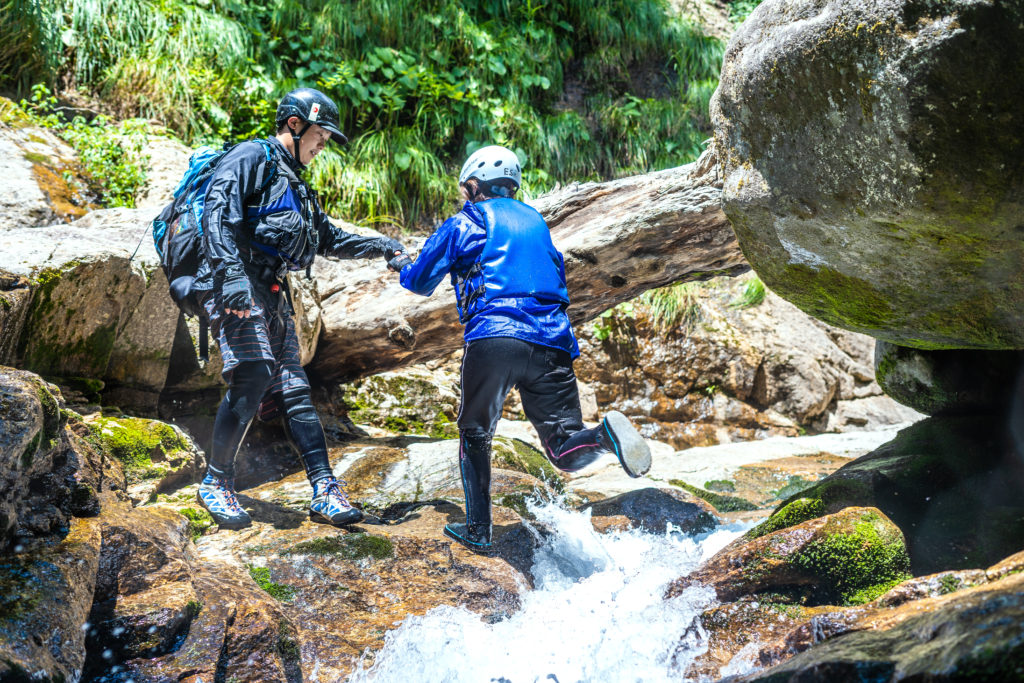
xmin=290 ymin=121 xmax=312 ymax=165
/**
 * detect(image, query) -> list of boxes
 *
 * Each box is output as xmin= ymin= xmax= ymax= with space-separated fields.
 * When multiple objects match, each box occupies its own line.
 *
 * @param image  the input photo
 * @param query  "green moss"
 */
xmin=670 ymin=479 xmax=758 ymax=512
xmin=70 ymin=482 xmax=97 ymax=510
xmin=0 ymin=559 xmax=41 ymax=620
xmin=283 ymin=533 xmax=394 ymax=560
xmin=747 ymin=498 xmax=826 ymax=539
xmin=87 ymin=416 xmax=191 ymax=481
xmin=938 ymin=573 xmax=963 ymax=595
xmin=772 ymin=475 xmax=816 ymax=501
xmin=20 ymin=432 xmax=41 ymax=469
xmin=845 ymin=576 xmax=905 ymax=605
xmin=276 ymin=619 xmax=300 ymax=662
xmin=247 ymin=565 xmax=295 ymax=602
xmin=33 ymin=381 xmax=62 ymax=446
xmin=57 ymin=376 xmax=105 ymax=402
xmin=792 ymin=509 xmax=911 ymax=605
xmin=179 ymin=507 xmax=215 ymax=541
xmin=496 ymin=493 xmax=533 ymax=520
xmin=23 ymin=151 xmax=53 ymax=165
xmin=24 ymin=322 xmax=117 ymax=377
xmin=185 ymin=599 xmax=202 ymax=617
xmin=775 ymin=264 xmax=894 ymax=331
xmin=492 ymin=437 xmax=565 ymax=493
xmin=704 ymin=479 xmax=736 ymax=493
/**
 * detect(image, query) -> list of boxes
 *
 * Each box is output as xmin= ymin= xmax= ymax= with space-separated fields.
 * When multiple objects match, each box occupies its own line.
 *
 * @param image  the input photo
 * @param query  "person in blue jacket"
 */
xmin=392 ymin=145 xmax=652 ymax=553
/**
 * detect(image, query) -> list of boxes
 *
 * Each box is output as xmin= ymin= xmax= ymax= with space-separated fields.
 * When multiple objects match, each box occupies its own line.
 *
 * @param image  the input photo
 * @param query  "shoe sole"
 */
xmin=443 ymin=525 xmax=494 ymax=555
xmin=603 ymin=411 xmax=651 ymax=478
xmin=195 ymin=491 xmax=252 ymax=529
xmin=310 ymin=508 xmax=364 ymax=526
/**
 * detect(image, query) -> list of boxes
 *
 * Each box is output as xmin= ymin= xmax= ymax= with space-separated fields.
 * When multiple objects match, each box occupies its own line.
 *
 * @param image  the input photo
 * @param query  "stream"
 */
xmin=347 ymin=501 xmax=755 ymax=683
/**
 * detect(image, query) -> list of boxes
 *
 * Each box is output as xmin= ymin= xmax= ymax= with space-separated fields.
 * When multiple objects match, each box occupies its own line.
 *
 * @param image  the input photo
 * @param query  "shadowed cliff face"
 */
xmin=713 ymin=0 xmax=1024 ymax=351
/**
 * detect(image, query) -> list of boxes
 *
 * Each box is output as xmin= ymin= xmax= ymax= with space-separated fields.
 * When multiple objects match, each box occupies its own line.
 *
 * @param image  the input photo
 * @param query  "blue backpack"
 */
xmin=148 ymin=139 xmax=276 ymax=359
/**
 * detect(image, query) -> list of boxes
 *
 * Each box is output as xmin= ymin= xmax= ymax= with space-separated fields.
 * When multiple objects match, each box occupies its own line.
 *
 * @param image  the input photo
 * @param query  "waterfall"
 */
xmin=348 ymin=501 xmax=750 ymax=683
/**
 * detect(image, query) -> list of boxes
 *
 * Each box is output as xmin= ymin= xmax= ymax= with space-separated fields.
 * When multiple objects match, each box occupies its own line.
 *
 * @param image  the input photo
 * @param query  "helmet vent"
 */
xmin=494 ymin=160 xmax=502 ymax=166
xmin=477 ymin=162 xmax=485 ymax=168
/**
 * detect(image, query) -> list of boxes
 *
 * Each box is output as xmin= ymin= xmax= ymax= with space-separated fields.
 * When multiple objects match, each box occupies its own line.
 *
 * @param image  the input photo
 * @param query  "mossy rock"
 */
xmin=791 ymin=508 xmax=911 ymax=605
xmin=342 ymin=369 xmax=459 ymax=438
xmin=747 ymin=498 xmax=825 ymax=540
xmin=763 ymin=415 xmax=1024 ymax=575
xmin=715 ymin=0 xmax=1024 ymax=349
xmin=670 ymin=479 xmax=759 ymax=512
xmin=87 ymin=415 xmax=198 ymax=484
xmin=491 ymin=437 xmax=564 ymax=493
xmin=282 ymin=533 xmax=394 ymax=561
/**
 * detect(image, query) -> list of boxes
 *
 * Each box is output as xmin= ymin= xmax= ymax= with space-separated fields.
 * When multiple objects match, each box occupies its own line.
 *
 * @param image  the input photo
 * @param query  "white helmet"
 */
xmin=458 ymin=144 xmax=522 ymax=188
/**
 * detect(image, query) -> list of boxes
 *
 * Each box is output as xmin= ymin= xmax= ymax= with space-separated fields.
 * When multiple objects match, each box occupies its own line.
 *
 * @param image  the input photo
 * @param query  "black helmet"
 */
xmin=275 ymin=87 xmax=347 ymax=144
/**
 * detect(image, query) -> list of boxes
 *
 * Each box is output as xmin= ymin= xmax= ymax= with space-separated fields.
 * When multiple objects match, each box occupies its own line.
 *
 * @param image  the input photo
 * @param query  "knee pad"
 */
xmin=227 ymin=360 xmax=275 ymax=422
xmin=280 ymin=388 xmax=318 ymax=424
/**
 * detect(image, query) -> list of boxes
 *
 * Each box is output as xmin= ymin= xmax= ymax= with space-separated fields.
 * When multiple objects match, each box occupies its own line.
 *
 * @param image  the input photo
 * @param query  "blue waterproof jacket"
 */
xmin=399 ymin=199 xmax=579 ymax=357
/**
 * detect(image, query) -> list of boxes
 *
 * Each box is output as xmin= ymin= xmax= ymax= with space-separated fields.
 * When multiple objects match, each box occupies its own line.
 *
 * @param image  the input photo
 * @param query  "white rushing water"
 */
xmin=348 ymin=501 xmax=750 ymax=683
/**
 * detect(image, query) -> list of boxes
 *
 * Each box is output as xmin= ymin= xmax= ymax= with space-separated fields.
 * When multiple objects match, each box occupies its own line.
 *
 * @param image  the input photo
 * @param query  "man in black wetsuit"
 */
xmin=196 ymin=88 xmax=408 ymax=529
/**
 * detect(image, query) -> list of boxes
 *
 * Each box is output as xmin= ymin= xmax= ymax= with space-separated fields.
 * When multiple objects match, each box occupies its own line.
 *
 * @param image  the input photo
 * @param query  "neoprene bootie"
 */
xmin=600 ymin=411 xmax=652 ymax=478
xmin=444 ymin=522 xmax=493 ymax=554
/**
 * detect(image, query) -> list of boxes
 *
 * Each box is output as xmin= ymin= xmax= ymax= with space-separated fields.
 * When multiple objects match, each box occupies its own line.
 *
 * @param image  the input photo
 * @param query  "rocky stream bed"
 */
xmin=1 ymin=0 xmax=1023 ymax=680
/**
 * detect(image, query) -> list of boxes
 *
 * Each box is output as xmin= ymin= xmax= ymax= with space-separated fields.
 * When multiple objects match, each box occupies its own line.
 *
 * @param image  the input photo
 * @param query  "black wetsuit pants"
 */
xmin=206 ymin=360 xmax=334 ymax=486
xmin=457 ymin=337 xmax=610 ymax=530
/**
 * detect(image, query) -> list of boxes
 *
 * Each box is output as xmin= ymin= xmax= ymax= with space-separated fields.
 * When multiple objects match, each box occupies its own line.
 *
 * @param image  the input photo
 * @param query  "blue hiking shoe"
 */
xmin=310 ymin=477 xmax=363 ymax=526
xmin=197 ymin=475 xmax=252 ymax=529
xmin=601 ymin=410 xmax=652 ymax=478
xmin=443 ymin=523 xmax=493 ymax=555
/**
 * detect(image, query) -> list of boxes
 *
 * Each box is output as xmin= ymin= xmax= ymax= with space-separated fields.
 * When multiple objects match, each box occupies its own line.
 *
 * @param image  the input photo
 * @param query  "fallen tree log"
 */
xmin=310 ymin=148 xmax=745 ymax=383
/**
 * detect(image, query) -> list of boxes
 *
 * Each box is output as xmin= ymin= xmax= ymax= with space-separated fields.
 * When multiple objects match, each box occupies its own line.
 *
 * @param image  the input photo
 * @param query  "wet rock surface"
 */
xmin=0 ymin=517 xmax=102 ymax=681
xmin=713 ymin=0 xmax=1024 ymax=350
xmin=672 ymin=506 xmax=910 ymax=606
xmin=732 ymin=570 xmax=1024 ymax=682
xmin=582 ymin=487 xmax=720 ymax=535
xmin=757 ymin=415 xmax=1024 ymax=574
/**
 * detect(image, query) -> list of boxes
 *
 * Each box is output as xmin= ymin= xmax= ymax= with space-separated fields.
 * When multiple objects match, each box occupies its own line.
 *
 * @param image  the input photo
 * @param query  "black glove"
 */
xmin=388 ymin=253 xmax=413 ymax=272
xmin=221 ymin=272 xmax=254 ymax=313
xmin=373 ymin=236 xmax=400 ymax=256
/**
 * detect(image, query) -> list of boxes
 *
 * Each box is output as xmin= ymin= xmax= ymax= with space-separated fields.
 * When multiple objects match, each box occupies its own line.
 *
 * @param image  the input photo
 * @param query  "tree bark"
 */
xmin=310 ymin=148 xmax=746 ymax=384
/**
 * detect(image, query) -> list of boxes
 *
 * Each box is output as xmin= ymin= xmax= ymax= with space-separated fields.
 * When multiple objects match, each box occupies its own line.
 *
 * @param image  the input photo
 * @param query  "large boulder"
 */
xmin=670 ymin=506 xmax=910 ymax=605
xmin=0 ymin=367 xmax=76 ymax=541
xmin=875 ymin=340 xmax=1024 ymax=416
xmin=738 ymin=570 xmax=1024 ymax=682
xmin=713 ymin=0 xmax=1024 ymax=350
xmin=0 ymin=208 xmax=328 ymax=409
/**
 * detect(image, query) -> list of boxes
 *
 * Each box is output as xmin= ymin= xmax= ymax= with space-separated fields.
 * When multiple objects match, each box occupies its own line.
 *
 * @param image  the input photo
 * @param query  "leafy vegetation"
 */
xmin=11 ymin=84 xmax=148 ymax=207
xmin=727 ymin=0 xmax=764 ymax=25
xmin=639 ymin=281 xmax=706 ymax=330
xmin=1 ymin=0 xmax=725 ymax=226
xmin=730 ymin=275 xmax=766 ymax=309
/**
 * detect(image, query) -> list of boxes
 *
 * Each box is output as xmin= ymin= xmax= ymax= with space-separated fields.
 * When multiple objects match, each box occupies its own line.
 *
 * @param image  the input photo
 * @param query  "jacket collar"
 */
xmin=267 ymin=136 xmax=306 ymax=175
xmin=461 ymin=200 xmax=486 ymax=227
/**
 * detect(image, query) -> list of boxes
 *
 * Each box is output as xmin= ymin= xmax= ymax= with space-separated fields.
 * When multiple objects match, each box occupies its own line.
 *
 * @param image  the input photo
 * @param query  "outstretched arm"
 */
xmin=398 ymin=216 xmax=463 ymax=296
xmin=318 ymin=217 xmax=404 ymax=261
